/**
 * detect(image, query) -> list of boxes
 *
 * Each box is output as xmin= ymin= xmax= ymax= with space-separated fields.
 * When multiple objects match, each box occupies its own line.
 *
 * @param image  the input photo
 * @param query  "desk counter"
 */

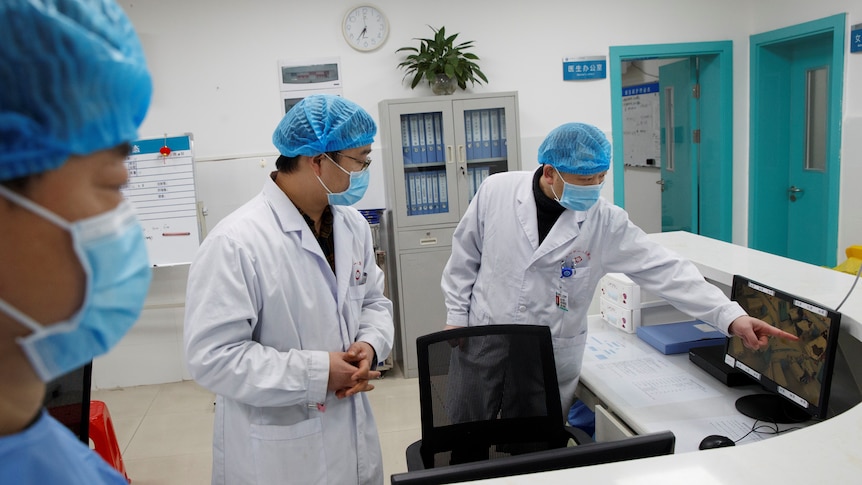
xmin=470 ymin=232 xmax=862 ymax=484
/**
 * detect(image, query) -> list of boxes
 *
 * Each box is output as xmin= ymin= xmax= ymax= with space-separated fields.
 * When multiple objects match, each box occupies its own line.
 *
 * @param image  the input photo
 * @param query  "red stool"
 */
xmin=89 ymin=400 xmax=131 ymax=483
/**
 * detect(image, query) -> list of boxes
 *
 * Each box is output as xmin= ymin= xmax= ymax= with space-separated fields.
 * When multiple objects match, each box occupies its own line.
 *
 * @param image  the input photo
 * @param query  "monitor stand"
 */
xmin=735 ymin=394 xmax=809 ymax=424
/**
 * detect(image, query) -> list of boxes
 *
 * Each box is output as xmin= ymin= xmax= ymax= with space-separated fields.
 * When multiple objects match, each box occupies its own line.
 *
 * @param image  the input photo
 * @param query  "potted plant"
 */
xmin=396 ymin=26 xmax=488 ymax=95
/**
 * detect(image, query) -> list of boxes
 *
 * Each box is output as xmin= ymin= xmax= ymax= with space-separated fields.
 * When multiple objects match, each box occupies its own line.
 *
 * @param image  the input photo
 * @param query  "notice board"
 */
xmin=122 ymin=134 xmax=201 ymax=266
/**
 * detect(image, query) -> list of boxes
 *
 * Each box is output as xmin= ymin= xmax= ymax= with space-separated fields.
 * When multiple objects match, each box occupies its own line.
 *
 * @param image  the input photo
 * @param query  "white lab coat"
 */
xmin=441 ymin=171 xmax=745 ymax=412
xmin=184 ymin=176 xmax=394 ymax=485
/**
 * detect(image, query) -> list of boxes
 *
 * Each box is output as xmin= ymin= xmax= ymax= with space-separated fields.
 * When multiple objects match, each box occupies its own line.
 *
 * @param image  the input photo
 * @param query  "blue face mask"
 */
xmin=318 ymin=154 xmax=370 ymax=206
xmin=551 ymin=167 xmax=604 ymax=211
xmin=0 ymin=185 xmax=152 ymax=382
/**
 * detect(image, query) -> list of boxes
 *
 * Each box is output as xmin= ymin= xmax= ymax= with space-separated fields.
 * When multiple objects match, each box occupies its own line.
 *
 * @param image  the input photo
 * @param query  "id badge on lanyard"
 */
xmin=556 ymin=259 xmax=575 ymax=312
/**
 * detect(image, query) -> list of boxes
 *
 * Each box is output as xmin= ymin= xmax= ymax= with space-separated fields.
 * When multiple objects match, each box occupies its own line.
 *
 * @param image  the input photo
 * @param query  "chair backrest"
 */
xmin=415 ymin=325 xmax=568 ymax=468
xmin=391 ymin=430 xmax=676 ymax=485
xmin=43 ymin=362 xmax=92 ymax=443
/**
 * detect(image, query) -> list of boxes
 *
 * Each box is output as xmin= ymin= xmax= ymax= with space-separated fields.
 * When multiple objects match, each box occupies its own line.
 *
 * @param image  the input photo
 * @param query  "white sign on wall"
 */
xmin=622 ymin=82 xmax=661 ymax=168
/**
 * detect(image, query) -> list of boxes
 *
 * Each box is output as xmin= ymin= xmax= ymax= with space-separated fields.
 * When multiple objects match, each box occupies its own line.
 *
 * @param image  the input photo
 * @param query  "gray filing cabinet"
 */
xmin=378 ymin=92 xmax=521 ymax=377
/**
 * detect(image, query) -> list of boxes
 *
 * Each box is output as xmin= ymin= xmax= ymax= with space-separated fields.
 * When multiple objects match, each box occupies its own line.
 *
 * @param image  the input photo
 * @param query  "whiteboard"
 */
xmin=122 ymin=134 xmax=202 ymax=266
xmin=622 ymin=83 xmax=661 ymax=168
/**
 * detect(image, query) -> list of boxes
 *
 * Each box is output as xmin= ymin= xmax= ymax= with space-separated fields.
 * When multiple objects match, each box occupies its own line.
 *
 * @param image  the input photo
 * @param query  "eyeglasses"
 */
xmin=335 ymin=151 xmax=372 ymax=172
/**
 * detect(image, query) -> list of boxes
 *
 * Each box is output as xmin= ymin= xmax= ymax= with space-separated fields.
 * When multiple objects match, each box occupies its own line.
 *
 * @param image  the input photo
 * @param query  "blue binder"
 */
xmin=423 ymin=113 xmax=437 ymax=163
xmin=479 ymin=110 xmax=492 ymax=159
xmin=409 ymin=114 xmax=422 ymax=165
xmin=405 ymin=172 xmax=415 ymax=215
xmin=500 ymin=111 xmax=508 ymax=158
xmin=415 ymin=114 xmax=428 ymax=164
xmin=636 ymin=320 xmax=727 ymax=355
xmin=471 ymin=111 xmax=482 ymax=160
xmin=464 ymin=111 xmax=475 ymax=160
xmin=490 ymin=109 xmax=501 ymax=158
xmin=400 ymin=116 xmax=411 ymax=164
xmin=438 ymin=170 xmax=449 ymax=212
xmin=418 ymin=171 xmax=428 ymax=214
xmin=429 ymin=171 xmax=439 ymax=213
xmin=433 ymin=112 xmax=445 ymax=163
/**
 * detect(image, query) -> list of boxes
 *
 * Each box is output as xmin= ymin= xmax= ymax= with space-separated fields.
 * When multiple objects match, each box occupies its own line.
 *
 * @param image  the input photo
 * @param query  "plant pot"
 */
xmin=431 ymin=73 xmax=457 ymax=95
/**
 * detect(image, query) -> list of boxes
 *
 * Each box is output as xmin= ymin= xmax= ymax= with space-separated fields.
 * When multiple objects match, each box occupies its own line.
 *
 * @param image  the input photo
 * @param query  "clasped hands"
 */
xmin=328 ymin=341 xmax=379 ymax=399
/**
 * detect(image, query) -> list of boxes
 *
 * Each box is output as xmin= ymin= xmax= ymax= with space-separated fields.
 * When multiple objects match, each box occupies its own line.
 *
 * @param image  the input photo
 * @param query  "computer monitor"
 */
xmin=726 ymin=275 xmax=841 ymax=423
xmin=390 ymin=431 xmax=675 ymax=485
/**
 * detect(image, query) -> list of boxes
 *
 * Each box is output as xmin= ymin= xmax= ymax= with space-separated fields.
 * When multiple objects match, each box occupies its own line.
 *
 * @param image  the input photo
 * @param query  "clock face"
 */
xmin=342 ymin=5 xmax=388 ymax=52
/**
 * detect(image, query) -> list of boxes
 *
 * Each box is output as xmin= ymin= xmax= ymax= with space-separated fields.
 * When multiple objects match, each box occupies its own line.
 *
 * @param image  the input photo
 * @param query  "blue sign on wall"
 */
xmin=852 ymin=23 xmax=862 ymax=53
xmin=563 ymin=56 xmax=607 ymax=81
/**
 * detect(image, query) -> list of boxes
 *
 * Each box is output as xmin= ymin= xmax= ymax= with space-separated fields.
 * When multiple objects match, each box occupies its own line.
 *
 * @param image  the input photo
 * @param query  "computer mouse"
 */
xmin=699 ymin=435 xmax=736 ymax=450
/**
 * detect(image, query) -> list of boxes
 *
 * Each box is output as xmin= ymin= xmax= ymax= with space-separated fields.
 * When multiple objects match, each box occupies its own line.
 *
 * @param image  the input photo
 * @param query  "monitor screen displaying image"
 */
xmin=726 ymin=275 xmax=841 ymax=422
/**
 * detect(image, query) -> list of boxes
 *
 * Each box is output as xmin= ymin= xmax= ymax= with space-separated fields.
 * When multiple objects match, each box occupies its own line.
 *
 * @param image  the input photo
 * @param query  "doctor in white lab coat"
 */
xmin=441 ymin=123 xmax=797 ymax=415
xmin=184 ymin=95 xmax=394 ymax=485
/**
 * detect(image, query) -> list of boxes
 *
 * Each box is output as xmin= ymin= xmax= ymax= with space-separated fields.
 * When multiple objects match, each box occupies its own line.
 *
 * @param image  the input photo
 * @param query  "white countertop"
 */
xmin=648 ymin=231 xmax=862 ymax=339
xmin=466 ymin=232 xmax=862 ymax=484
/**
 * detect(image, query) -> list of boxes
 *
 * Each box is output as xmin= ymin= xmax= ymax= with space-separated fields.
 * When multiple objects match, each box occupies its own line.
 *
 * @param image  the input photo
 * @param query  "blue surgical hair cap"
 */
xmin=537 ymin=123 xmax=612 ymax=175
xmin=272 ymin=95 xmax=377 ymax=157
xmin=0 ymin=0 xmax=152 ymax=182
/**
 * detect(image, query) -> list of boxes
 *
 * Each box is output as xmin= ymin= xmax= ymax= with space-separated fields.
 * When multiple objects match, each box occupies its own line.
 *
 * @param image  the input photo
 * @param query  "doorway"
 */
xmin=749 ymin=14 xmax=845 ymax=267
xmin=610 ymin=42 xmax=733 ymax=242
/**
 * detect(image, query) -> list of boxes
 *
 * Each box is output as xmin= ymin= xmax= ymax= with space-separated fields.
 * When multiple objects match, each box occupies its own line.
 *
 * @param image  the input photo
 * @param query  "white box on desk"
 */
xmin=599 ymin=273 xmax=662 ymax=309
xmin=600 ymin=297 xmax=640 ymax=333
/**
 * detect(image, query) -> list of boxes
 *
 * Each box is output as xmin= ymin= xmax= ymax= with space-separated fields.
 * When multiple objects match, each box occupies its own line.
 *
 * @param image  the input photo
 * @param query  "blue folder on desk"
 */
xmin=636 ymin=320 xmax=727 ymax=355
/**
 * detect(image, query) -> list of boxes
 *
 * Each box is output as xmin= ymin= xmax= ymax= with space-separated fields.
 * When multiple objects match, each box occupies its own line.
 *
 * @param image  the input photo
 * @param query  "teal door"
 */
xmin=610 ymin=42 xmax=734 ymax=243
xmin=697 ymin=54 xmax=730 ymax=240
xmin=786 ymin=40 xmax=830 ymax=262
xmin=750 ymin=15 xmax=845 ymax=267
xmin=659 ymin=58 xmax=697 ymax=233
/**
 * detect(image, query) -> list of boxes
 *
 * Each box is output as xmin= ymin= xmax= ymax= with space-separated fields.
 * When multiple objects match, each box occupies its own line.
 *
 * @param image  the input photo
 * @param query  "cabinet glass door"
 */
xmin=453 ymin=97 xmax=520 ymax=209
xmin=387 ymin=102 xmax=459 ymax=227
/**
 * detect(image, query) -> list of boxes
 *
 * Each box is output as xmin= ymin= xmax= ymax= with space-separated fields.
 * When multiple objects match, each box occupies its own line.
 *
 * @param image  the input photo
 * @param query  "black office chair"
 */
xmin=406 ymin=325 xmax=592 ymax=471
xmin=43 ymin=362 xmax=92 ymax=444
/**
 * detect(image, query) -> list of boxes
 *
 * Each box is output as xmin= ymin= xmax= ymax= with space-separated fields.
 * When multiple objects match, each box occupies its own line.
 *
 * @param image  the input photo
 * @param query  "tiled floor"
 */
xmin=91 ymin=367 xmax=420 ymax=484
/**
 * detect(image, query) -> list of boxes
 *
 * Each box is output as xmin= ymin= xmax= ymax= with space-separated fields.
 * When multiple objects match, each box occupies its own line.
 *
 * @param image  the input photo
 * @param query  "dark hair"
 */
xmin=1 ymin=175 xmax=36 ymax=193
xmin=275 ymin=154 xmax=300 ymax=173
xmin=275 ymin=151 xmax=340 ymax=173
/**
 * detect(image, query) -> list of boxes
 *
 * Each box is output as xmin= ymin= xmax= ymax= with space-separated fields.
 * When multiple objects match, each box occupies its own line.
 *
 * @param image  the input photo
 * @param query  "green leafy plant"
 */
xmin=396 ymin=26 xmax=488 ymax=90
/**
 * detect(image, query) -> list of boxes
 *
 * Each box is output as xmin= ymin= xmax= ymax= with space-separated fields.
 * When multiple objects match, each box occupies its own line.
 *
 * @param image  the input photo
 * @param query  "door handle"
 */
xmin=788 ymin=185 xmax=804 ymax=202
xmin=656 ymin=179 xmax=666 ymax=192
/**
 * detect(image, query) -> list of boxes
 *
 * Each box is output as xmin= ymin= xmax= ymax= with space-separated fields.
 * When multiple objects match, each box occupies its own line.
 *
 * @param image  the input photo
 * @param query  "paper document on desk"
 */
xmin=589 ymin=355 xmax=722 ymax=407
xmin=584 ymin=331 xmax=652 ymax=362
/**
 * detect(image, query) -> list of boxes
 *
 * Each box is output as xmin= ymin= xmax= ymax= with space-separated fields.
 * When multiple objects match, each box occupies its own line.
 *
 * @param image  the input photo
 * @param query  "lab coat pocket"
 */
xmin=249 ymin=418 xmax=327 ymax=485
xmin=562 ymin=267 xmax=592 ymax=308
xmin=346 ymin=283 xmax=366 ymax=328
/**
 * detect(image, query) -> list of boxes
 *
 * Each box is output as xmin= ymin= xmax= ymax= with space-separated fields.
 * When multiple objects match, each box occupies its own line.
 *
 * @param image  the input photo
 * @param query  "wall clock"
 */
xmin=342 ymin=5 xmax=389 ymax=52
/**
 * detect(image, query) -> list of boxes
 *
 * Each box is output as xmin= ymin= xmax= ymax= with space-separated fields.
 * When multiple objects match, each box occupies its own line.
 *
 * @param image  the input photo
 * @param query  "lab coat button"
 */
xmin=518 ymin=305 xmax=526 ymax=312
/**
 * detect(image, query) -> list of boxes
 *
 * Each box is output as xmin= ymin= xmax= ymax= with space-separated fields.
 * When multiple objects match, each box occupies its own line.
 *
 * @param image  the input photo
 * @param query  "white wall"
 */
xmin=93 ymin=0 xmax=862 ymax=388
